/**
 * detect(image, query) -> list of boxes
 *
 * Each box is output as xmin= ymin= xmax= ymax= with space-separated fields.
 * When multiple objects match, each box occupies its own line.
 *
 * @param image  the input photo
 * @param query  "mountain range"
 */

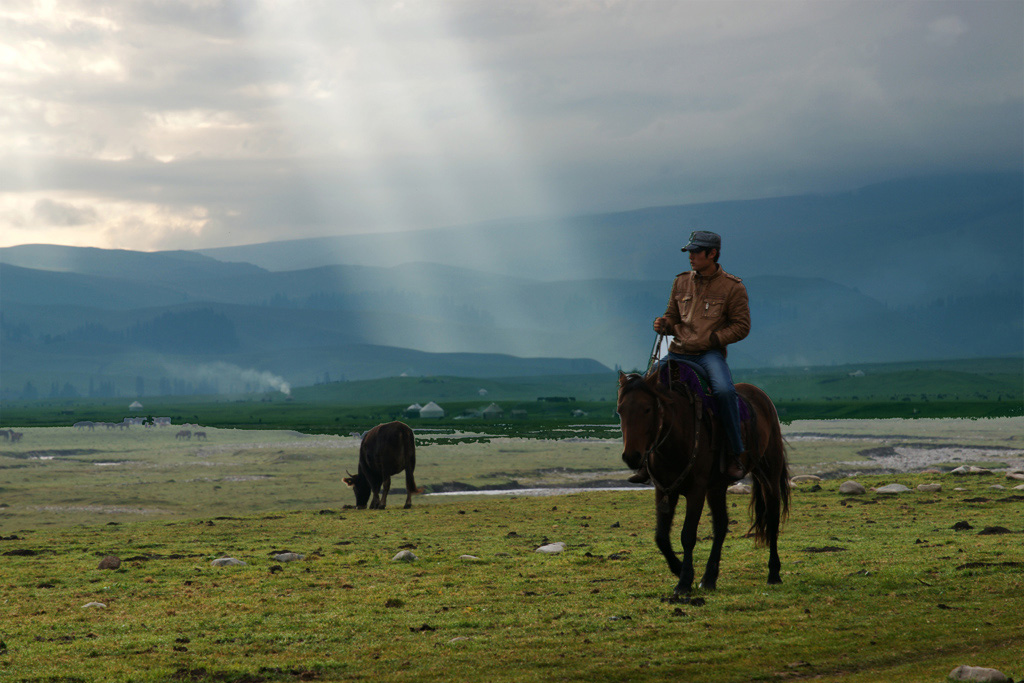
xmin=1 ymin=172 xmax=1020 ymax=400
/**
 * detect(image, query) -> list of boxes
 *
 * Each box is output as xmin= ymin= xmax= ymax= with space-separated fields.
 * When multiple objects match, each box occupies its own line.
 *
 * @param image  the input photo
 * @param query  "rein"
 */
xmin=628 ymin=374 xmax=704 ymax=495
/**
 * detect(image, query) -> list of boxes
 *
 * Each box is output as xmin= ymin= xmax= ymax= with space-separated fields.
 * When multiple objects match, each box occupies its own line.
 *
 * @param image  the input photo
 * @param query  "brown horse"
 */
xmin=617 ymin=366 xmax=790 ymax=594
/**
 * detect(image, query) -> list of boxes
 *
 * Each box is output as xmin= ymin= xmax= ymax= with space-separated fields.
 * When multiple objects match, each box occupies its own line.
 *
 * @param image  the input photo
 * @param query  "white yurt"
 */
xmin=419 ymin=401 xmax=445 ymax=418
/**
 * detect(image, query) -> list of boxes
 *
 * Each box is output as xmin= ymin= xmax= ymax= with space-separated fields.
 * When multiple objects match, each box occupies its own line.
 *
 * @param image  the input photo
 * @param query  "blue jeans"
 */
xmin=659 ymin=350 xmax=744 ymax=455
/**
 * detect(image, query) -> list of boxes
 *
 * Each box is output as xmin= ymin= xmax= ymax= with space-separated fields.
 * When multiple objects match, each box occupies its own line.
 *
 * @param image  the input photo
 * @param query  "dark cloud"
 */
xmin=0 ymin=0 xmax=1020 ymax=250
xmin=32 ymin=198 xmax=98 ymax=226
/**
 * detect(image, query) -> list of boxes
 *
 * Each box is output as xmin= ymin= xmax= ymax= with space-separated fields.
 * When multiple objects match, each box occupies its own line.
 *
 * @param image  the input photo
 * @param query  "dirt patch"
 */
xmin=2 ymin=449 xmax=104 ymax=460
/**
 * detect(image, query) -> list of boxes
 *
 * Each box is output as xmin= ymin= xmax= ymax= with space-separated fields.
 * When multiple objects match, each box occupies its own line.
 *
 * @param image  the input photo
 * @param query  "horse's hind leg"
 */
xmin=700 ymin=486 xmax=729 ymax=590
xmin=675 ymin=491 xmax=705 ymax=595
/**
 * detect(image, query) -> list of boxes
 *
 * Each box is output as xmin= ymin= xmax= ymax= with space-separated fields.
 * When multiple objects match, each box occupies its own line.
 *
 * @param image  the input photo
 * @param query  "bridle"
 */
xmin=622 ymin=372 xmax=704 ymax=495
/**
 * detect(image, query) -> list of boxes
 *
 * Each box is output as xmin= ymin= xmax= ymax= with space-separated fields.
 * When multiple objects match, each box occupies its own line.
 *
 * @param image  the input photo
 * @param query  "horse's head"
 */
xmin=617 ymin=371 xmax=664 ymax=471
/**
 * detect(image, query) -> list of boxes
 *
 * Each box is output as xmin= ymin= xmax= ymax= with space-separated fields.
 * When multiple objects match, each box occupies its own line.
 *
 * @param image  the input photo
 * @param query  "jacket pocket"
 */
xmin=677 ymin=295 xmax=693 ymax=318
xmin=702 ymin=297 xmax=725 ymax=319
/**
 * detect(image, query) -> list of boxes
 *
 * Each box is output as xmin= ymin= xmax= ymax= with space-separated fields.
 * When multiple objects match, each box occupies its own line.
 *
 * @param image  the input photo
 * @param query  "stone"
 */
xmin=392 ymin=550 xmax=417 ymax=562
xmin=535 ymin=542 xmax=566 ymax=555
xmin=920 ymin=468 xmax=942 ymax=475
xmin=1005 ymin=471 xmax=1024 ymax=481
xmin=97 ymin=555 xmax=121 ymax=570
xmin=82 ymin=602 xmax=106 ymax=609
xmin=273 ymin=552 xmax=304 ymax=562
xmin=916 ymin=483 xmax=942 ymax=493
xmin=948 ymin=466 xmax=992 ymax=476
xmin=727 ymin=483 xmax=751 ymax=494
xmin=459 ymin=555 xmax=480 ymax=561
xmin=948 ymin=664 xmax=1011 ymax=682
xmin=989 ymin=484 xmax=1006 ymax=490
xmin=791 ymin=475 xmax=822 ymax=484
xmin=839 ymin=481 xmax=866 ymax=495
xmin=874 ymin=484 xmax=910 ymax=494
xmin=211 ymin=557 xmax=246 ymax=567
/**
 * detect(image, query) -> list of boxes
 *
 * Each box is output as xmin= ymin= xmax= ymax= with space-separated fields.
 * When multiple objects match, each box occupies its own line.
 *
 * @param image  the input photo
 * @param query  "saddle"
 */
xmin=653 ymin=360 xmax=752 ymax=423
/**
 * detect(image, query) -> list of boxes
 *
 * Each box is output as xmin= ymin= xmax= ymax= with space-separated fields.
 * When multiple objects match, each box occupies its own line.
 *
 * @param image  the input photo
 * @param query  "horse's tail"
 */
xmin=748 ymin=395 xmax=790 ymax=548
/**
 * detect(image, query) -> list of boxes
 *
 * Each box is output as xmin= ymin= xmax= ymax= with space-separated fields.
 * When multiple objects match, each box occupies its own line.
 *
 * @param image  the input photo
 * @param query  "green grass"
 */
xmin=2 ymin=418 xmax=1022 ymax=533
xmin=0 ymin=474 xmax=1021 ymax=682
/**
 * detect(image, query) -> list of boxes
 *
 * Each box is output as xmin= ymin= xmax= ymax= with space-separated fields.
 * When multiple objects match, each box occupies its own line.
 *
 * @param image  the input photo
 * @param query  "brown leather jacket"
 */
xmin=662 ymin=265 xmax=750 ymax=357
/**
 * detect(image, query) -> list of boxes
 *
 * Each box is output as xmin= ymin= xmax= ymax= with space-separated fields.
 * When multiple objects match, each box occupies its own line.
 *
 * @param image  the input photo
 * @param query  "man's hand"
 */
xmin=653 ymin=317 xmax=671 ymax=334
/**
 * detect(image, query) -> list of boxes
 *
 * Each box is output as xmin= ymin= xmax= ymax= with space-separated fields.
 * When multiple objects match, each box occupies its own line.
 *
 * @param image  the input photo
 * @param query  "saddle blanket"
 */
xmin=655 ymin=361 xmax=752 ymax=423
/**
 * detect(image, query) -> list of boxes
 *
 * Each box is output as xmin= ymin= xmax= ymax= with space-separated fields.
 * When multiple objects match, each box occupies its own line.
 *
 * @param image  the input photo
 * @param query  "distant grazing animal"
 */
xmin=617 ymin=364 xmax=790 ymax=594
xmin=8 ymin=431 xmax=23 ymax=444
xmin=194 ymin=431 xmax=207 ymax=440
xmin=344 ymin=421 xmax=423 ymax=509
xmin=175 ymin=429 xmax=192 ymax=440
xmin=0 ymin=429 xmax=11 ymax=441
xmin=74 ymin=421 xmax=96 ymax=431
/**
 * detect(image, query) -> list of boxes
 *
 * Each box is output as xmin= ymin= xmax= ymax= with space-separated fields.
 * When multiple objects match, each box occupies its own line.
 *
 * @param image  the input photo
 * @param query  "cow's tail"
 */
xmin=404 ymin=426 xmax=424 ymax=495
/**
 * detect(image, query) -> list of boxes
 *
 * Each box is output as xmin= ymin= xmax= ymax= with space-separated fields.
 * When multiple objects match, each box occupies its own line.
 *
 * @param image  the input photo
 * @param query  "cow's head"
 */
xmin=343 ymin=470 xmax=371 ymax=509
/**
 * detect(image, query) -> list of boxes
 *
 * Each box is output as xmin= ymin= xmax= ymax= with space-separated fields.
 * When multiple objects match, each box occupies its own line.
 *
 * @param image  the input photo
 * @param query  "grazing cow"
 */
xmin=344 ymin=421 xmax=423 ymax=509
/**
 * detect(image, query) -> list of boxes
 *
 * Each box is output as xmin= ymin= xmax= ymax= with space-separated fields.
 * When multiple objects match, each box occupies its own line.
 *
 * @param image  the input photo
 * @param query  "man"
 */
xmin=631 ymin=230 xmax=750 ymax=483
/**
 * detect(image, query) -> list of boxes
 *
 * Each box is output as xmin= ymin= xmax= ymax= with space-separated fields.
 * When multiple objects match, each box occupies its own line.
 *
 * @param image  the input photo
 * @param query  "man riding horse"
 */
xmin=632 ymin=229 xmax=749 ymax=484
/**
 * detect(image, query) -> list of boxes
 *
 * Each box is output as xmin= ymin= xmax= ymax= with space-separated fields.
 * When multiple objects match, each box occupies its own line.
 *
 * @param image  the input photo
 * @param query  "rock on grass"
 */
xmin=948 ymin=664 xmax=1011 ymax=682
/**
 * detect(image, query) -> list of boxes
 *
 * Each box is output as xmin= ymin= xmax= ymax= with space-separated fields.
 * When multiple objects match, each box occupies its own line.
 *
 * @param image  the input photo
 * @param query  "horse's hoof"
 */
xmin=768 ymin=577 xmax=783 ymax=585
xmin=698 ymin=582 xmax=717 ymax=591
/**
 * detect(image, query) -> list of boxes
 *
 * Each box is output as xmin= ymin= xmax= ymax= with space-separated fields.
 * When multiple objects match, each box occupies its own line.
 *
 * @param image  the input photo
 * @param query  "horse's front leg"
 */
xmin=700 ymin=485 xmax=729 ymax=590
xmin=675 ymin=491 xmax=705 ymax=595
xmin=653 ymin=488 xmax=682 ymax=579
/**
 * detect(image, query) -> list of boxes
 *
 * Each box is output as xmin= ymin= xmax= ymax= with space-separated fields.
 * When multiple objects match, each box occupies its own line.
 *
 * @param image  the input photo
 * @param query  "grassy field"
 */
xmin=0 ymin=471 xmax=1021 ymax=682
xmin=1 ymin=360 xmax=1021 ymax=681
xmin=1 ymin=418 xmax=1022 ymax=533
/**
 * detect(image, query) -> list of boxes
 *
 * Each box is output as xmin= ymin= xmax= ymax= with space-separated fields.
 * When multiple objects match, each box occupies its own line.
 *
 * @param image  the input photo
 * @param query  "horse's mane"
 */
xmin=622 ymin=372 xmax=689 ymax=409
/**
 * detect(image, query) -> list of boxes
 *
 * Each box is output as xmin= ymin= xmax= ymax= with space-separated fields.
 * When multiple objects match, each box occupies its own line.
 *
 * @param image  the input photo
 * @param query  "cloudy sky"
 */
xmin=1 ymin=0 xmax=1021 ymax=252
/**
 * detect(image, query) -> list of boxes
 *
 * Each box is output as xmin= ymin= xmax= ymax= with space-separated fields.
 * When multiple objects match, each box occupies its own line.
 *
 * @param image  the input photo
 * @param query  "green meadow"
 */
xmin=0 ymin=357 xmax=1021 ymax=681
xmin=0 ymin=473 xmax=1021 ymax=682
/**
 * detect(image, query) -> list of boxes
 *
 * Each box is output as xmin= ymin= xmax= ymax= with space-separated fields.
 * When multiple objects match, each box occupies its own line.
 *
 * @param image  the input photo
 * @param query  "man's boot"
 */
xmin=628 ymin=467 xmax=650 ymax=484
xmin=723 ymin=449 xmax=745 ymax=482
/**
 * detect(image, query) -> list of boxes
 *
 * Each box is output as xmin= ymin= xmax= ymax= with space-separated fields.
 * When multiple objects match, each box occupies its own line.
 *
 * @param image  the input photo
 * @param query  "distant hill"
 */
xmin=196 ymin=172 xmax=1023 ymax=307
xmin=1 ymin=173 xmax=1020 ymax=399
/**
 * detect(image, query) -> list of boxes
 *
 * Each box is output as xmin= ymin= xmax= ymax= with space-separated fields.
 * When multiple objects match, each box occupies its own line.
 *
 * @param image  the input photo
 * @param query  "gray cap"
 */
xmin=682 ymin=230 xmax=721 ymax=252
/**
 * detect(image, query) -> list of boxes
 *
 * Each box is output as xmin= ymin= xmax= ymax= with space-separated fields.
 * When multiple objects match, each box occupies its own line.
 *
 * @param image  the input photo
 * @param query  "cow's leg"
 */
xmin=377 ymin=476 xmax=391 ymax=510
xmin=675 ymin=490 xmax=705 ymax=595
xmin=368 ymin=476 xmax=382 ymax=509
xmin=404 ymin=468 xmax=418 ymax=509
xmin=700 ymin=485 xmax=729 ymax=590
